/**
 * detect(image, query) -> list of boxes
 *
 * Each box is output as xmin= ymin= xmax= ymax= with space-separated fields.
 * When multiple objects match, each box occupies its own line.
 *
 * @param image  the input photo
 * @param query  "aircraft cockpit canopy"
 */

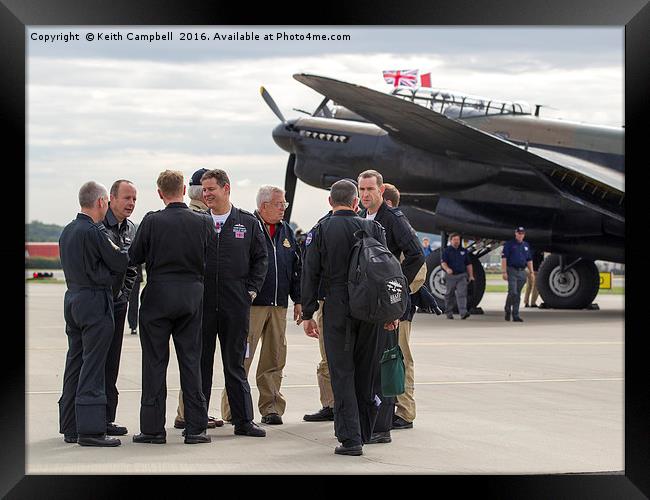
xmin=390 ymin=87 xmax=532 ymax=119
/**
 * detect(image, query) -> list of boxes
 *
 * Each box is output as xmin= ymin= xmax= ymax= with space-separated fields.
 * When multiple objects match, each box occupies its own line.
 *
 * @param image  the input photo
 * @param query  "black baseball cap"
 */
xmin=515 ymin=226 xmax=526 ymax=233
xmin=189 ymin=168 xmax=209 ymax=186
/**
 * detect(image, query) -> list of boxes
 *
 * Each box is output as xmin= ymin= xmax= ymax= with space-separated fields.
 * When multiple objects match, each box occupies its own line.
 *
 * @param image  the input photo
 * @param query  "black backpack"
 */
xmin=347 ymin=229 xmax=409 ymax=324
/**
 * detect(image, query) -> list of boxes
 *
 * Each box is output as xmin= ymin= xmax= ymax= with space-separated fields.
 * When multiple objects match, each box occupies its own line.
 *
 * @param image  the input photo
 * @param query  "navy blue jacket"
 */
xmin=252 ymin=211 xmax=301 ymax=307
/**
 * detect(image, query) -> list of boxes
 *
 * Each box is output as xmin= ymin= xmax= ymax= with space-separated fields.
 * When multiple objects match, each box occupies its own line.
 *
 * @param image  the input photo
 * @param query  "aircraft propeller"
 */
xmin=260 ymin=86 xmax=298 ymax=223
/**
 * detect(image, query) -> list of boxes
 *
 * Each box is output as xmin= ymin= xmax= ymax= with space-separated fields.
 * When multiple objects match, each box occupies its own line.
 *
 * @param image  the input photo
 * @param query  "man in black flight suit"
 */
xmin=59 ymin=181 xmax=129 ymax=447
xmin=129 ymin=170 xmax=214 ymax=444
xmin=358 ymin=170 xmax=425 ymax=441
xmin=200 ymin=168 xmax=268 ymax=437
xmin=102 ymin=179 xmax=138 ymax=437
xmin=301 ymin=179 xmax=397 ymax=456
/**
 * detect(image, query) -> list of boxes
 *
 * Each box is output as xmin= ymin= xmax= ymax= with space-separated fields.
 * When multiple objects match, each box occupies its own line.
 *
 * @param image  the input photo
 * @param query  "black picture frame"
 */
xmin=4 ymin=0 xmax=648 ymax=497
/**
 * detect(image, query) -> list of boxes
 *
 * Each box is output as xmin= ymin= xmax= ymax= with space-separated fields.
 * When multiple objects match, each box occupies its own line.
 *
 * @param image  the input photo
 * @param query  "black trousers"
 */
xmin=202 ymin=304 xmax=254 ymax=426
xmin=59 ymin=288 xmax=114 ymax=436
xmin=138 ymin=281 xmax=208 ymax=435
xmin=127 ymin=279 xmax=141 ymax=330
xmin=105 ymin=301 xmax=127 ymax=423
xmin=322 ymin=294 xmax=383 ymax=447
xmin=373 ymin=327 xmax=397 ymax=433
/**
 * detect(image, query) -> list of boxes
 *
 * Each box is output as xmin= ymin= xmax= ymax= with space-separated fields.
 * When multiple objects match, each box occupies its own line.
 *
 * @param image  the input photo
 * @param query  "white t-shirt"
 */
xmin=210 ymin=205 xmax=232 ymax=233
xmin=365 ymin=211 xmax=378 ymax=221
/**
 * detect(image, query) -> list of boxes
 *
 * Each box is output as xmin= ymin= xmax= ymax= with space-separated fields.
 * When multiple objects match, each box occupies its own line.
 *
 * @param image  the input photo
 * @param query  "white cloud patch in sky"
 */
xmin=27 ymin=28 xmax=623 ymax=229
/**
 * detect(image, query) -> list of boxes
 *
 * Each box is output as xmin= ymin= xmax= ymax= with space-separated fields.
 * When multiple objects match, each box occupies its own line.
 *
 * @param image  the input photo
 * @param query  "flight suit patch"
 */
xmin=283 ymin=238 xmax=291 ymax=248
xmin=233 ymin=224 xmax=247 ymax=239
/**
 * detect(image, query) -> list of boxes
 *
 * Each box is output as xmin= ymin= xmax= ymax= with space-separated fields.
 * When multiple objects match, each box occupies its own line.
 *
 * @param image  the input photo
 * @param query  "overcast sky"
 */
xmin=27 ymin=27 xmax=623 ymax=231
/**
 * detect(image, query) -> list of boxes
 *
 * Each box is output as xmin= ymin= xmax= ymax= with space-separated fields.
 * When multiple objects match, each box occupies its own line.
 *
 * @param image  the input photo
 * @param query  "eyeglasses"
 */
xmin=265 ymin=201 xmax=290 ymax=209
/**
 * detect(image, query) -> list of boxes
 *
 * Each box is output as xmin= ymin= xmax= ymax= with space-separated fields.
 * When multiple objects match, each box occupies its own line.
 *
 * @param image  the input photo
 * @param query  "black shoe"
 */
xmin=505 ymin=311 xmax=511 ymax=321
xmin=303 ymin=407 xmax=334 ymax=422
xmin=184 ymin=431 xmax=211 ymax=444
xmin=106 ymin=422 xmax=128 ymax=436
xmin=132 ymin=432 xmax=166 ymax=444
xmin=524 ymin=304 xmax=530 ymax=308
xmin=261 ymin=413 xmax=283 ymax=425
xmin=208 ymin=416 xmax=224 ymax=428
xmin=335 ymin=443 xmax=363 ymax=456
xmin=78 ymin=434 xmax=121 ymax=447
xmin=460 ymin=312 xmax=470 ymax=320
xmin=513 ymin=316 xmax=524 ymax=322
xmin=446 ymin=315 xmax=454 ymax=320
xmin=365 ymin=431 xmax=392 ymax=444
xmin=63 ymin=434 xmax=78 ymax=443
xmin=531 ymin=304 xmax=538 ymax=308
xmin=174 ymin=417 xmax=185 ymax=429
xmin=392 ymin=416 xmax=413 ymax=430
xmin=130 ymin=329 xmax=137 ymax=335
xmin=234 ymin=422 xmax=266 ymax=437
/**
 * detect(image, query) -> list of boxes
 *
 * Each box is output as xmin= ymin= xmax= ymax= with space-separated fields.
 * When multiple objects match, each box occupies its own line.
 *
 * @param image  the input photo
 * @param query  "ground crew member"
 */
xmin=58 ymin=181 xmax=129 ymax=447
xmin=302 ymin=179 xmax=395 ymax=456
xmin=129 ymin=170 xmax=213 ymax=445
xmin=502 ymin=227 xmax=534 ymax=322
xmin=302 ymin=211 xmax=336 ymax=423
xmin=524 ymin=249 xmax=545 ymax=308
xmin=441 ymin=232 xmax=475 ymax=320
xmin=358 ymin=170 xmax=425 ymax=438
xmin=221 ymin=185 xmax=301 ymax=425
xmin=101 ymin=179 xmax=138 ymax=438
xmin=174 ymin=168 xmax=224 ymax=431
xmin=127 ymin=264 xmax=142 ymax=334
xmin=200 ymin=169 xmax=268 ymax=437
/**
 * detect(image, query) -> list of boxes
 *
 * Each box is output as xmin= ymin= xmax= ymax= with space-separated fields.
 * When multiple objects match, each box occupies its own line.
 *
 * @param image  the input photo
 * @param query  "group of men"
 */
xmin=57 ymin=164 xmax=536 ymax=455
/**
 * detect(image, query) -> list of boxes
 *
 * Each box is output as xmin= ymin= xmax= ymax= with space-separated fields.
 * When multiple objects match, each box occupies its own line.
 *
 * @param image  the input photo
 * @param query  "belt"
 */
xmin=509 ymin=266 xmax=526 ymax=271
xmin=67 ymin=284 xmax=111 ymax=292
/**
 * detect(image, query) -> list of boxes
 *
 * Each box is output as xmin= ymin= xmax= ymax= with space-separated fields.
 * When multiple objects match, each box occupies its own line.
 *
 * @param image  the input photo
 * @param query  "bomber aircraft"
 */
xmin=261 ymin=74 xmax=624 ymax=311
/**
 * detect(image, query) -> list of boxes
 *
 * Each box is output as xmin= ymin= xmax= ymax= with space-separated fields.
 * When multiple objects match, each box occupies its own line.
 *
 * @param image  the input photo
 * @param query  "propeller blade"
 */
xmin=260 ymin=86 xmax=286 ymax=123
xmin=312 ymin=96 xmax=331 ymax=118
xmin=284 ymin=154 xmax=297 ymax=223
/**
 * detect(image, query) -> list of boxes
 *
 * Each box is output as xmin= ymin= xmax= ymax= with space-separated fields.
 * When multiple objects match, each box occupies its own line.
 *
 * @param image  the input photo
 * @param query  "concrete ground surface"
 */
xmin=26 ymin=283 xmax=624 ymax=474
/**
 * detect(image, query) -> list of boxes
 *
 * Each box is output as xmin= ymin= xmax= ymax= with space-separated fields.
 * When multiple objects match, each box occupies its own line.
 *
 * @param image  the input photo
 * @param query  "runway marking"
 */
xmin=26 ymin=377 xmax=623 ymax=395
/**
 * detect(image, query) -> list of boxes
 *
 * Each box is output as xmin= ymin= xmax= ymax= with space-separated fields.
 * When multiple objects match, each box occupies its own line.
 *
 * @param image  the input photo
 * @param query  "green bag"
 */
xmin=380 ymin=344 xmax=405 ymax=397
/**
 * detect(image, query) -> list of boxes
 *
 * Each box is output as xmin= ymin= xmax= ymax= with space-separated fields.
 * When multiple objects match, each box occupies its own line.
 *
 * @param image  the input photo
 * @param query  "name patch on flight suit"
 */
xmin=233 ymin=224 xmax=247 ymax=239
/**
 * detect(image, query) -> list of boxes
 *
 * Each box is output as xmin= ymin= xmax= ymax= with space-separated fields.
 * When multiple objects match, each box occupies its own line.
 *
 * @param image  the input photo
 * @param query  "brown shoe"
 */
xmin=173 ymin=417 xmax=185 ymax=429
xmin=208 ymin=416 xmax=224 ymax=428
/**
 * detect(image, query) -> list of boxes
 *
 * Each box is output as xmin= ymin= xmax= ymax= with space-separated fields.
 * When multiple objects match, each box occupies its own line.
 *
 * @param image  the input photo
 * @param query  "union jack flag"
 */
xmin=383 ymin=69 xmax=419 ymax=88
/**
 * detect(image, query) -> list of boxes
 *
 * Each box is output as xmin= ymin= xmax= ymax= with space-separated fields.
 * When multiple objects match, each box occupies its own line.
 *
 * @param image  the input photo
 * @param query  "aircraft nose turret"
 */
xmin=272 ymin=120 xmax=297 ymax=153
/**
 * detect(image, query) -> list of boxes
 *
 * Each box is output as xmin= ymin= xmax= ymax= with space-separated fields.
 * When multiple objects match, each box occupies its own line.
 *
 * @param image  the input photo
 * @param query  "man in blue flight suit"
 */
xmin=301 ymin=179 xmax=395 ymax=456
xmin=501 ymin=227 xmax=534 ymax=322
xmin=200 ymin=169 xmax=269 ymax=437
xmin=59 ymin=181 xmax=129 ymax=446
xmin=220 ymin=185 xmax=302 ymax=425
xmin=441 ymin=233 xmax=475 ymax=320
xmin=102 ymin=179 xmax=138 ymax=437
xmin=129 ymin=170 xmax=214 ymax=444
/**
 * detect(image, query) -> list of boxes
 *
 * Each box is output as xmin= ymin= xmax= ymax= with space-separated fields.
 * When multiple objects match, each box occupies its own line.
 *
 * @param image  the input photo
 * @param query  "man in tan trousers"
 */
xmin=220 ymin=185 xmax=302 ymax=425
xmin=174 ymin=168 xmax=224 ymax=430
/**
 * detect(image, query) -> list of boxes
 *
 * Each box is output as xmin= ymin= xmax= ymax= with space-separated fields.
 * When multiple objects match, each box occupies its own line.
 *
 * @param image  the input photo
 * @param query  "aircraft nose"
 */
xmin=272 ymin=120 xmax=296 ymax=153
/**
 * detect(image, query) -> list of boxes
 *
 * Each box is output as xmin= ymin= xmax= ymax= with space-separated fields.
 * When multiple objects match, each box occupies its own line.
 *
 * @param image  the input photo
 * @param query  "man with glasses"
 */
xmin=221 ymin=185 xmax=301 ymax=426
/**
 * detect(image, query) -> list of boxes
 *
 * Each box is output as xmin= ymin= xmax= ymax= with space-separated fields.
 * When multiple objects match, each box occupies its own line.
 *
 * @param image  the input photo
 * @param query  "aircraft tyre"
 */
xmin=536 ymin=254 xmax=600 ymax=309
xmin=425 ymin=248 xmax=486 ymax=312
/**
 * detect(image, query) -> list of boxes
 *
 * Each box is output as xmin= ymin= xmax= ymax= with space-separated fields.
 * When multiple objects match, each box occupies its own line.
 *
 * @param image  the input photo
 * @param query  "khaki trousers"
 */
xmin=394 ymin=320 xmax=416 ymax=422
xmin=315 ymin=300 xmax=335 ymax=408
xmin=221 ymin=306 xmax=288 ymax=420
xmin=524 ymin=271 xmax=539 ymax=305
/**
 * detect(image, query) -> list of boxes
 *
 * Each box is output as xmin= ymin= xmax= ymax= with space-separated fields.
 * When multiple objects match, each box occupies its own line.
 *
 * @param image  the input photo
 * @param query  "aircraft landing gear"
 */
xmin=536 ymin=254 xmax=600 ymax=309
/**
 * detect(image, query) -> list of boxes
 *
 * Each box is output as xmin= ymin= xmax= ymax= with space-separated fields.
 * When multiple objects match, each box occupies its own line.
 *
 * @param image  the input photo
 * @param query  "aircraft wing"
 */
xmin=293 ymin=73 xmax=624 ymax=222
